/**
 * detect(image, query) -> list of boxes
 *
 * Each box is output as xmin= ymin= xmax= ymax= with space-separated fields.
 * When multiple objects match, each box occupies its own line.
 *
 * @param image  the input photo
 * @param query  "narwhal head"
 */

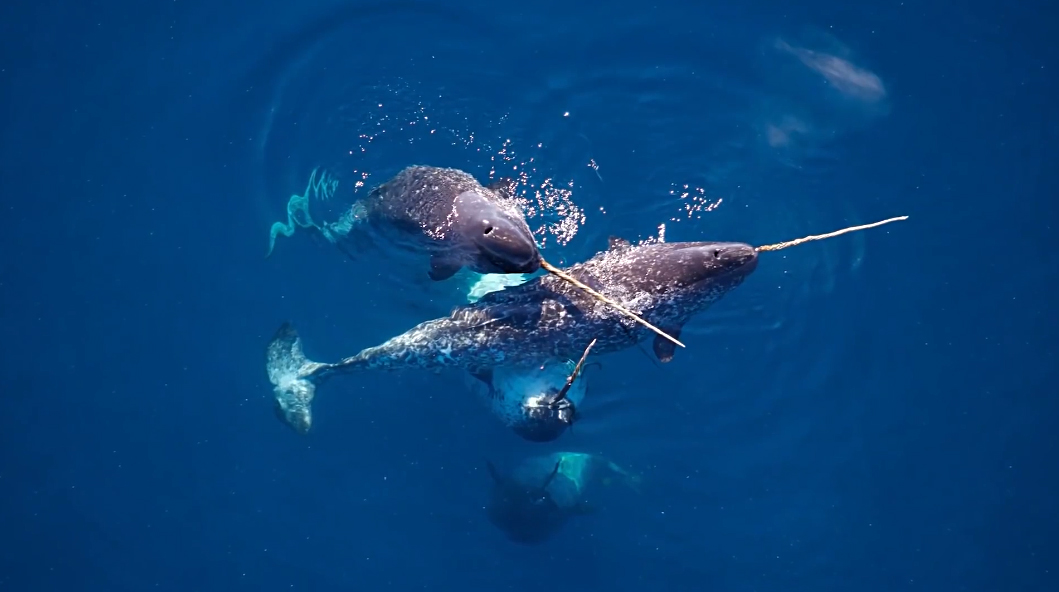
xmin=601 ymin=239 xmax=759 ymax=321
xmin=484 ymin=460 xmax=568 ymax=545
xmin=450 ymin=189 xmax=541 ymax=276
xmin=511 ymin=388 xmax=577 ymax=443
xmin=485 ymin=360 xmax=591 ymax=444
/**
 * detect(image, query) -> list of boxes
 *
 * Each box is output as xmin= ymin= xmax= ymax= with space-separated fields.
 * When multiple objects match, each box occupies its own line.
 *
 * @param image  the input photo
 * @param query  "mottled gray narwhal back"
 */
xmin=363 ymin=165 xmax=542 ymax=280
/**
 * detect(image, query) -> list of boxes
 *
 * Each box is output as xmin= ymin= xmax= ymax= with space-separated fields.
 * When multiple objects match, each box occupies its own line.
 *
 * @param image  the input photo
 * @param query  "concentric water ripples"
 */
xmin=221 ymin=4 xmax=919 ymax=584
xmin=240 ymin=6 xmax=897 ymax=577
xmin=246 ymin=3 xmax=895 ymax=421
xmin=250 ymin=10 xmax=594 ymax=272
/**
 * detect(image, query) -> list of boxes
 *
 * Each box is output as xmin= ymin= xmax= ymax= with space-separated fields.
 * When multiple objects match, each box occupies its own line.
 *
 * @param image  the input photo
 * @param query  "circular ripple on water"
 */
xmin=241 ymin=2 xmax=593 ymax=266
xmin=231 ymin=4 xmax=902 ymax=582
xmin=238 ymin=3 xmax=895 ymax=406
xmin=237 ymin=2 xmax=896 ymax=428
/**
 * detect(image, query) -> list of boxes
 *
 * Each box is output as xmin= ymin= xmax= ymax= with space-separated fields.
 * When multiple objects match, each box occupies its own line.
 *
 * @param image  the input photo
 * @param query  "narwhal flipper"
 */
xmin=266 ymin=322 xmax=330 ymax=434
xmin=465 ymin=272 xmax=532 ymax=303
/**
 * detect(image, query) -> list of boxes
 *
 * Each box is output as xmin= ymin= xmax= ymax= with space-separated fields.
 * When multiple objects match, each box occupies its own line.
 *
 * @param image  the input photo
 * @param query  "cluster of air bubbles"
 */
xmin=478 ymin=140 xmax=586 ymax=248
xmin=668 ymin=183 xmax=724 ymax=221
xmin=289 ymin=80 xmax=737 ymax=250
xmin=619 ymin=223 xmax=669 ymax=250
xmin=324 ymin=83 xmax=587 ymax=248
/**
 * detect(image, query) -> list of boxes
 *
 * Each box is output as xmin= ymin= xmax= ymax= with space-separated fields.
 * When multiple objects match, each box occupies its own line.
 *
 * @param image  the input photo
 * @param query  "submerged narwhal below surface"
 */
xmin=485 ymin=452 xmax=641 ymax=545
xmin=268 ymin=165 xmax=542 ymax=280
xmin=464 ymin=336 xmax=598 ymax=442
xmin=267 ymin=238 xmax=759 ymax=433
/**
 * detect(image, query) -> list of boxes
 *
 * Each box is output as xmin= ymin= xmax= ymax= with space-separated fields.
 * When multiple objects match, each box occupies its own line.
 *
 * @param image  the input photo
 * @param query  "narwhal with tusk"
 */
xmin=266 ymin=164 xmax=683 ymax=346
xmin=484 ymin=451 xmax=642 ymax=545
xmin=267 ymin=238 xmax=760 ymax=434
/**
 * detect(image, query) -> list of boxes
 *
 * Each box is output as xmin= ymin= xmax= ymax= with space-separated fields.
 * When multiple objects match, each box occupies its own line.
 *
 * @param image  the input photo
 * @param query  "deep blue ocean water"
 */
xmin=1 ymin=0 xmax=1056 ymax=590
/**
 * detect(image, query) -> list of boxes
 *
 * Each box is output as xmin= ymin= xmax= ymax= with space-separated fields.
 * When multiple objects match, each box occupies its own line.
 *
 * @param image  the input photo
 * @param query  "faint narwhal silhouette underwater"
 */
xmin=484 ymin=451 xmax=642 ymax=544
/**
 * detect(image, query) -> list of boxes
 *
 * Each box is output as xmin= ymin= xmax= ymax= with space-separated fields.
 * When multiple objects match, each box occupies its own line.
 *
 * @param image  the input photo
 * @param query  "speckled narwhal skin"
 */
xmin=267 ymin=238 xmax=758 ymax=433
xmin=360 ymin=165 xmax=541 ymax=279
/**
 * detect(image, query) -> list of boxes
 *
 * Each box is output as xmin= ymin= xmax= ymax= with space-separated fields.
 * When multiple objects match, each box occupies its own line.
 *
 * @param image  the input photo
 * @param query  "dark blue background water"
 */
xmin=2 ymin=0 xmax=1056 ymax=590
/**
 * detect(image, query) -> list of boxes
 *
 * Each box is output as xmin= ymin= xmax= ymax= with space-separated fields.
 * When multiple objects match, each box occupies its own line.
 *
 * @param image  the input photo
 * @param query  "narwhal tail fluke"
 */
xmin=267 ymin=322 xmax=328 ymax=435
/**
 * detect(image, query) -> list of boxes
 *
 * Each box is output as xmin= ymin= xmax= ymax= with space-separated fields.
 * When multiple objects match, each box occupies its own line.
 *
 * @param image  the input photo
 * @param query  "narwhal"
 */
xmin=267 ymin=165 xmax=541 ymax=280
xmin=267 ymin=238 xmax=759 ymax=433
xmin=485 ymin=452 xmax=641 ymax=544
